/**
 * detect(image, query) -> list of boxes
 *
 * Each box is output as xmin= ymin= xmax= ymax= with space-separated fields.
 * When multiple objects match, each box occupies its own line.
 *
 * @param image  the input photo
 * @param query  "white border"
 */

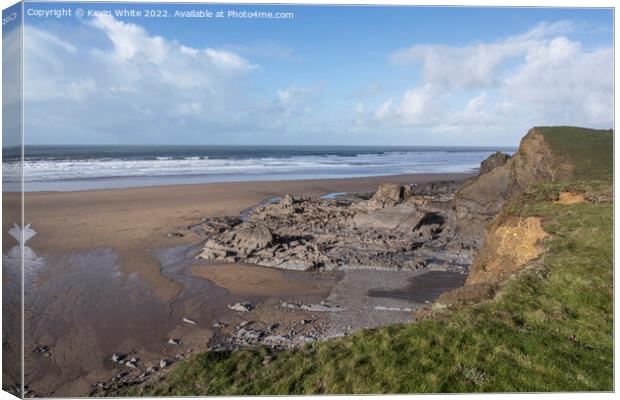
xmin=0 ymin=1 xmax=616 ymax=400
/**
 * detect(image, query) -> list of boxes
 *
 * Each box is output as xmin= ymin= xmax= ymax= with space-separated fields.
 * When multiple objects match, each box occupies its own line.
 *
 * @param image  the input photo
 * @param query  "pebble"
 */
xmin=35 ymin=346 xmax=48 ymax=354
xmin=228 ymin=302 xmax=255 ymax=312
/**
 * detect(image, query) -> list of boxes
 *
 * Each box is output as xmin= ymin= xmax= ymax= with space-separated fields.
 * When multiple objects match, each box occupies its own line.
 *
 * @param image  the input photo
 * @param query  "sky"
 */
xmin=3 ymin=2 xmax=614 ymax=146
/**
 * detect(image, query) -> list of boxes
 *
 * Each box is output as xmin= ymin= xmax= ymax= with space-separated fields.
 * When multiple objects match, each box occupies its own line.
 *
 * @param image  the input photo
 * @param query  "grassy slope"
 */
xmin=122 ymin=127 xmax=613 ymax=395
xmin=536 ymin=126 xmax=613 ymax=181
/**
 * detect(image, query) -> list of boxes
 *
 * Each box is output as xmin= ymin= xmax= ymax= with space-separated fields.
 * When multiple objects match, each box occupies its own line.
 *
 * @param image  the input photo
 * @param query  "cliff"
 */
xmin=443 ymin=125 xmax=613 ymax=304
xmin=453 ymin=127 xmax=556 ymax=246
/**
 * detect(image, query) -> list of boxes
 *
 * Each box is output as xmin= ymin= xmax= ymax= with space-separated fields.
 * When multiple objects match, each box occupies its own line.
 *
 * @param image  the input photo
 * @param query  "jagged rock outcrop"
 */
xmin=453 ymin=128 xmax=555 ymax=246
xmin=197 ymin=181 xmax=471 ymax=271
xmin=509 ymin=128 xmax=556 ymax=191
xmin=200 ymin=224 xmax=273 ymax=259
xmin=479 ymin=151 xmax=511 ymax=175
xmin=366 ymin=182 xmax=414 ymax=209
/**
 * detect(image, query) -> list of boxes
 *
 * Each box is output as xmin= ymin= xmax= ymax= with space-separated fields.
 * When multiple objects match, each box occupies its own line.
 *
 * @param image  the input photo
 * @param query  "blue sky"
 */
xmin=5 ymin=2 xmax=614 ymax=146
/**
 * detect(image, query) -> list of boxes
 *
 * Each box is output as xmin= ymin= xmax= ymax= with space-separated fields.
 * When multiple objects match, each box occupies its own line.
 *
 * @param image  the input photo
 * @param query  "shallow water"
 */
xmin=367 ymin=270 xmax=466 ymax=302
xmin=13 ymin=247 xmax=181 ymax=396
xmin=154 ymin=244 xmax=250 ymax=326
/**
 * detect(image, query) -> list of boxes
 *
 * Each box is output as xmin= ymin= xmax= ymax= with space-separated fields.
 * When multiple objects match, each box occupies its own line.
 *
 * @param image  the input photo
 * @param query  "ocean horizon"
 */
xmin=3 ymin=145 xmax=516 ymax=192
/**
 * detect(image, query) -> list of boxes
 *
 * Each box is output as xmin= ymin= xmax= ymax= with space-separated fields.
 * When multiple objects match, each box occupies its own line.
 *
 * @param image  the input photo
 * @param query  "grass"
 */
xmin=117 ymin=126 xmax=613 ymax=395
xmin=122 ymin=181 xmax=613 ymax=395
xmin=536 ymin=126 xmax=613 ymax=181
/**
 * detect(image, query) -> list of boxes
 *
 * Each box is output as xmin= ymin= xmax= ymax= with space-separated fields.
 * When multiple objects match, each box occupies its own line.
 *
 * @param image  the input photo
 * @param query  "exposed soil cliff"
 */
xmin=466 ymin=215 xmax=548 ymax=285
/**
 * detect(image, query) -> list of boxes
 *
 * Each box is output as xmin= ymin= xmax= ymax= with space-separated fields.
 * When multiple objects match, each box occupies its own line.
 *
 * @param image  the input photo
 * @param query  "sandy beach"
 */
xmin=4 ymin=172 xmax=471 ymax=396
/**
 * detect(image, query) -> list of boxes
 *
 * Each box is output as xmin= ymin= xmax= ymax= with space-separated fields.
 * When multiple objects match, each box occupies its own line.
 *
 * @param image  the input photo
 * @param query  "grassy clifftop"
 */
xmin=117 ymin=126 xmax=613 ymax=395
xmin=536 ymin=126 xmax=613 ymax=181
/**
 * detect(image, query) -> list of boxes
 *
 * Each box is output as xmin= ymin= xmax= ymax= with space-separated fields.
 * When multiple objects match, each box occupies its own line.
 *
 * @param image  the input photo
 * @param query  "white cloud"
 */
xmin=22 ymin=15 xmax=262 ymax=144
xmin=396 ymin=84 xmax=444 ymax=126
xmin=2 ymin=25 xmax=23 ymax=147
xmin=389 ymin=21 xmax=574 ymax=90
xmin=374 ymin=98 xmax=394 ymax=120
xmin=18 ymin=15 xmax=613 ymax=146
xmin=501 ymin=37 xmax=613 ymax=126
xmin=275 ymin=85 xmax=317 ymax=119
xmin=89 ymin=14 xmax=257 ymax=90
xmin=383 ymin=20 xmax=612 ymax=140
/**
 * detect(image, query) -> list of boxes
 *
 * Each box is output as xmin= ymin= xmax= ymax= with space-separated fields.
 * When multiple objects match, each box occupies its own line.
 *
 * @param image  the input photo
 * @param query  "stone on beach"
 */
xmin=352 ymin=203 xmax=426 ymax=233
xmin=228 ymin=301 xmax=255 ymax=312
xmin=367 ymin=182 xmax=414 ymax=209
xmin=280 ymin=193 xmax=295 ymax=207
xmin=281 ymin=301 xmax=345 ymax=312
xmin=110 ymin=353 xmax=124 ymax=363
xmin=198 ymin=224 xmax=273 ymax=260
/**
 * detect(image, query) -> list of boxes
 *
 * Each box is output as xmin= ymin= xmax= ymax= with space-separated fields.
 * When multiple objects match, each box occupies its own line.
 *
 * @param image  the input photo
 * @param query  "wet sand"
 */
xmin=191 ymin=262 xmax=335 ymax=297
xmin=2 ymin=172 xmax=471 ymax=397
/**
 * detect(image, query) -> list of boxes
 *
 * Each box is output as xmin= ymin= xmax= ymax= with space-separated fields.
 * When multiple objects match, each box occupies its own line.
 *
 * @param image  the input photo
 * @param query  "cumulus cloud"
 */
xmin=17 ymin=15 xmax=613 ymax=146
xmin=2 ymin=24 xmax=23 ymax=147
xmin=389 ymin=21 xmax=574 ymax=89
xmin=383 ymin=20 xmax=613 ymax=140
xmin=396 ymin=84 xmax=445 ymax=126
xmin=23 ymin=14 xmax=261 ymax=144
xmin=501 ymin=37 xmax=613 ymax=126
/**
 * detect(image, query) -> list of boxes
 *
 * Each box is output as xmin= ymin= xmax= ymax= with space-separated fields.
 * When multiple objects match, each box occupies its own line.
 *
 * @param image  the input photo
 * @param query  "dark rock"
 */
xmin=454 ymin=128 xmax=557 ymax=246
xmin=479 ymin=151 xmax=511 ymax=175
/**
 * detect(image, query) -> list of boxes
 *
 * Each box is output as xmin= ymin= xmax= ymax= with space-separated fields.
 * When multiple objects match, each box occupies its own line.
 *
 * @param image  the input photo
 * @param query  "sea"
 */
xmin=2 ymin=145 xmax=516 ymax=192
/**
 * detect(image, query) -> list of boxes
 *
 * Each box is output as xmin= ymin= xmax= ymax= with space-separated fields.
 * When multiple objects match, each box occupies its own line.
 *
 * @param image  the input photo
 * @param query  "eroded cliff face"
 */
xmin=453 ymin=128 xmax=555 ymax=246
xmin=466 ymin=216 xmax=548 ymax=285
xmin=439 ymin=128 xmax=559 ymax=306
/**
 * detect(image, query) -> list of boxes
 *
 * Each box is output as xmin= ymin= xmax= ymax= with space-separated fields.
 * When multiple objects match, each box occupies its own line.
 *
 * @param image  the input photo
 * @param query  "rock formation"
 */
xmin=197 ymin=181 xmax=471 ymax=271
xmin=479 ymin=151 xmax=510 ymax=175
xmin=453 ymin=128 xmax=556 ymax=246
